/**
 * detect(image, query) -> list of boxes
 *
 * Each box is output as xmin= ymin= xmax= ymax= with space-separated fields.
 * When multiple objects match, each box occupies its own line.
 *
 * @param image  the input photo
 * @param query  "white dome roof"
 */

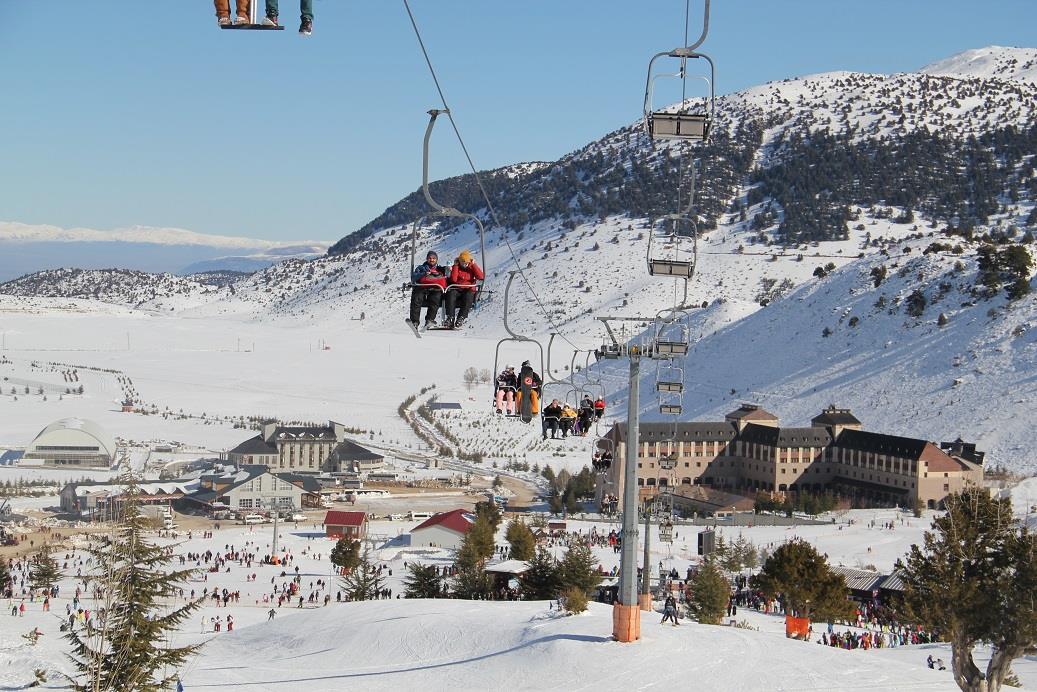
xmin=27 ymin=418 xmax=117 ymax=458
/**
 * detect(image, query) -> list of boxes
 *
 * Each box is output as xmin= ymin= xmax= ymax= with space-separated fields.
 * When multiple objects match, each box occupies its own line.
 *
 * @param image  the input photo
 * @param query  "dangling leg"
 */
xmin=409 ymin=288 xmax=423 ymax=324
xmin=424 ymin=290 xmax=441 ymax=325
xmin=506 ymin=390 xmax=515 ymax=415
xmin=495 ymin=389 xmax=505 ymax=413
xmin=455 ymin=291 xmax=475 ymax=326
xmin=215 ymin=0 xmax=231 ymax=23
xmin=234 ymin=0 xmax=251 ymax=23
xmin=442 ymin=289 xmax=458 ymax=329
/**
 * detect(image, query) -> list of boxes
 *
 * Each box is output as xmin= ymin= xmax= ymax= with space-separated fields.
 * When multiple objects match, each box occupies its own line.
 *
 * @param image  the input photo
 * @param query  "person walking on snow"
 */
xmin=661 ymin=595 xmax=679 ymax=626
xmin=408 ymin=251 xmax=447 ymax=329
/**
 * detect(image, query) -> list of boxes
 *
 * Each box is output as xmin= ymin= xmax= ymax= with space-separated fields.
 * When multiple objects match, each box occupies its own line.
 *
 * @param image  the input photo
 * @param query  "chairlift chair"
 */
xmin=492 ymin=271 xmax=545 ymax=413
xmin=220 ymin=3 xmax=285 ymax=29
xmin=404 ymin=109 xmax=489 ymax=326
xmin=656 ymin=361 xmax=685 ymax=394
xmin=659 ymin=403 xmax=683 ymax=416
xmin=652 ymin=308 xmax=692 ymax=359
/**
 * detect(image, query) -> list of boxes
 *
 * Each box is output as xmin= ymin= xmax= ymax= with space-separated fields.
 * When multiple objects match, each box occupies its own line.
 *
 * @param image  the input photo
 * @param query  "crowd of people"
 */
xmin=408 ymin=249 xmax=484 ymax=330
xmin=492 ymin=362 xmax=607 ymax=440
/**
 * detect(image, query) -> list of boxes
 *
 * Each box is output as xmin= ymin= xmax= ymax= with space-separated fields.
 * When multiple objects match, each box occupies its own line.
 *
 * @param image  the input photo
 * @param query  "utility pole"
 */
xmin=614 ymin=346 xmax=642 ymax=642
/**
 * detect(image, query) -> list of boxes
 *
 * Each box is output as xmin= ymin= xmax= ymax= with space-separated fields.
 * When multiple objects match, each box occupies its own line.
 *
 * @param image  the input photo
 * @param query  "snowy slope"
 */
xmin=921 ymin=46 xmax=1037 ymax=83
xmin=3 ymin=46 xmax=1037 ymax=473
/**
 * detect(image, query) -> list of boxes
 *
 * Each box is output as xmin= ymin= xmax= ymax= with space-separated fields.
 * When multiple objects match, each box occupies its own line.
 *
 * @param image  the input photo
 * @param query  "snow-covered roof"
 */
xmin=27 ymin=418 xmax=117 ymax=458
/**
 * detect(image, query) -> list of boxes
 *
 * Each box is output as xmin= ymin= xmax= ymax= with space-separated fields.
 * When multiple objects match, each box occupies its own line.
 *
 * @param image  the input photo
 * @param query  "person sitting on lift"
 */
xmin=443 ymin=250 xmax=484 ymax=329
xmin=515 ymin=360 xmax=542 ymax=419
xmin=214 ymin=0 xmax=251 ymax=26
xmin=542 ymin=399 xmax=562 ymax=439
xmin=261 ymin=0 xmax=314 ymax=34
xmin=559 ymin=403 xmax=578 ymax=437
xmin=593 ymin=396 xmax=606 ymax=420
xmin=494 ymin=366 xmax=517 ymax=415
xmin=409 ymin=251 xmax=447 ymax=330
xmin=577 ymin=395 xmax=595 ymax=436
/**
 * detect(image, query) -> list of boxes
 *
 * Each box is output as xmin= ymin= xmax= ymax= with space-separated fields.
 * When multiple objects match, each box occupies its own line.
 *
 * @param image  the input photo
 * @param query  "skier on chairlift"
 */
xmin=408 ymin=251 xmax=447 ymax=330
xmin=515 ymin=360 xmax=542 ymax=423
xmin=495 ymin=366 xmax=518 ymax=415
xmin=443 ymin=250 xmax=484 ymax=330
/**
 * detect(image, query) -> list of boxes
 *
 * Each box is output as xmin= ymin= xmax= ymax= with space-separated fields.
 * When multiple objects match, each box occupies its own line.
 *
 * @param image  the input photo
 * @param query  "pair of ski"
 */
xmin=404 ymin=319 xmax=466 ymax=339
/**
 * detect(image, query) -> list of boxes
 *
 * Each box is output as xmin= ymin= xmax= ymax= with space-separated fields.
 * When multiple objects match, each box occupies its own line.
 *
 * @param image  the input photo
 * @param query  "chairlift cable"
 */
xmin=403 ymin=0 xmax=582 ymax=352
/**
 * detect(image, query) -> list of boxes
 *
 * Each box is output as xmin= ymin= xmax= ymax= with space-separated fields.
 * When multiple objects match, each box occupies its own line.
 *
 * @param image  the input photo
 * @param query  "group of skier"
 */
xmin=492 ymin=363 xmax=606 ymax=434
xmin=408 ymin=249 xmax=485 ymax=331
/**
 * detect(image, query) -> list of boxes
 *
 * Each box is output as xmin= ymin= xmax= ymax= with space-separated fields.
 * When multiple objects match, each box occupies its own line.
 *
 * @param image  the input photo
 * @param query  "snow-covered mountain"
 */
xmin=4 ymin=46 xmax=1036 ymax=470
xmin=0 ymin=221 xmax=329 ymax=281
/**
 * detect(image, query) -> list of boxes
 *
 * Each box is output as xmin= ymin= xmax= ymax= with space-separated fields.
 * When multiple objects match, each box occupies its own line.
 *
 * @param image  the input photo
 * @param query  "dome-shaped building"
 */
xmin=23 ymin=418 xmax=117 ymax=468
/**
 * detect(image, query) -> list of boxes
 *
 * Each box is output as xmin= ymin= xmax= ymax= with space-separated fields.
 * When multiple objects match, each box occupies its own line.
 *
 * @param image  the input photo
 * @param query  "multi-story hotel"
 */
xmin=598 ymin=404 xmax=984 ymax=512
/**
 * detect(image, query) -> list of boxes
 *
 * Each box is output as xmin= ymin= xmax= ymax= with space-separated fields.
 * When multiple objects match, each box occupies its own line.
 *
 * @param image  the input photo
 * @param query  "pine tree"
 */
xmin=28 ymin=545 xmax=62 ymax=594
xmin=474 ymin=500 xmax=502 ymax=532
xmin=0 ymin=558 xmax=10 ymax=595
xmin=557 ymin=542 xmax=600 ymax=595
xmin=519 ymin=547 xmax=560 ymax=600
xmin=453 ymin=539 xmax=492 ymax=600
xmin=65 ymin=477 xmax=204 ymax=692
xmin=466 ymin=515 xmax=496 ymax=562
xmin=329 ymin=538 xmax=361 ymax=574
xmin=505 ymin=519 xmax=536 ymax=561
xmin=339 ymin=546 xmax=384 ymax=601
xmin=751 ymin=538 xmax=853 ymax=622
xmin=403 ymin=563 xmax=443 ymax=599
xmin=687 ymin=559 xmax=730 ymax=625
xmin=899 ymin=488 xmax=1037 ymax=692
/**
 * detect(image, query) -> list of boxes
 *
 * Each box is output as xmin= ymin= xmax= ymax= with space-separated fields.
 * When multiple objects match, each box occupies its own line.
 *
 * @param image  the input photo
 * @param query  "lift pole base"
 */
xmin=639 ymin=593 xmax=653 ymax=611
xmin=612 ymin=603 xmax=641 ymax=643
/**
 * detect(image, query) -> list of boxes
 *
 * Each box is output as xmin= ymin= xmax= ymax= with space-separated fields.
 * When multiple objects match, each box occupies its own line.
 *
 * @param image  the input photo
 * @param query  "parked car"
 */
xmin=290 ymin=513 xmax=306 ymax=522
xmin=241 ymin=514 xmax=265 ymax=525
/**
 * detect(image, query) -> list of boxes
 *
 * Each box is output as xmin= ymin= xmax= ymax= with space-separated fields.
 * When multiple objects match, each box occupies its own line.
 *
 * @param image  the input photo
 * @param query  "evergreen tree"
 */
xmin=0 ymin=558 xmax=10 ymax=595
xmin=339 ymin=546 xmax=384 ymax=601
xmin=505 ymin=519 xmax=536 ymax=561
xmin=557 ymin=543 xmax=600 ymax=595
xmin=519 ymin=548 xmax=560 ymax=600
xmin=687 ymin=559 xmax=730 ymax=625
xmin=403 ymin=563 xmax=443 ymax=599
xmin=65 ymin=477 xmax=204 ymax=692
xmin=28 ymin=545 xmax=61 ymax=594
xmin=466 ymin=515 xmax=496 ymax=562
xmin=898 ymin=488 xmax=1037 ymax=692
xmin=541 ymin=465 xmax=555 ymax=485
xmin=329 ymin=538 xmax=361 ymax=574
xmin=751 ymin=539 xmax=853 ymax=622
xmin=453 ymin=539 xmax=492 ymax=600
xmin=474 ymin=500 xmax=503 ymax=532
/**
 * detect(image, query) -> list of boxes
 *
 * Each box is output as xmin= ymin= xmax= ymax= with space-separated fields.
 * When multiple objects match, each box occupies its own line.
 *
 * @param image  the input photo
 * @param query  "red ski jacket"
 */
xmin=449 ymin=261 xmax=484 ymax=292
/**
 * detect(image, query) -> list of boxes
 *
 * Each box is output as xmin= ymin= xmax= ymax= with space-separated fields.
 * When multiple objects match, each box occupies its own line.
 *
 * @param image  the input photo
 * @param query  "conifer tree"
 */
xmin=329 ymin=538 xmax=361 ymax=574
xmin=466 ymin=515 xmax=496 ymax=562
xmin=687 ymin=559 xmax=730 ymax=625
xmin=0 ymin=558 xmax=11 ymax=595
xmin=899 ymin=488 xmax=1037 ymax=692
xmin=28 ymin=545 xmax=62 ymax=594
xmin=505 ymin=519 xmax=536 ymax=561
xmin=751 ymin=538 xmax=853 ymax=622
xmin=339 ymin=546 xmax=384 ymax=601
xmin=519 ymin=547 xmax=560 ymax=600
xmin=65 ymin=477 xmax=204 ymax=692
xmin=453 ymin=538 xmax=492 ymax=600
xmin=557 ymin=543 xmax=600 ymax=595
xmin=403 ymin=563 xmax=443 ymax=599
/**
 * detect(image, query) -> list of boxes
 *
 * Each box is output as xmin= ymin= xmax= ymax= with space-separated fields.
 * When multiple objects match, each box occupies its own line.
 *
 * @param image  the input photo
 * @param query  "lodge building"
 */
xmin=598 ymin=404 xmax=984 ymax=511
xmin=226 ymin=421 xmax=384 ymax=474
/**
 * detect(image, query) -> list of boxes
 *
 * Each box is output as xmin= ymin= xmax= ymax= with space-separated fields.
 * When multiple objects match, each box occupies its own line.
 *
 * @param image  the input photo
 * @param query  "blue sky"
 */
xmin=0 ymin=0 xmax=1035 ymax=243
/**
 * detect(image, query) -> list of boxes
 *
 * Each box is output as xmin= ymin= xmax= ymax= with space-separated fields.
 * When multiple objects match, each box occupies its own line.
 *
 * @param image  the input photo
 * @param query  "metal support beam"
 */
xmin=617 ymin=350 xmax=641 ymax=608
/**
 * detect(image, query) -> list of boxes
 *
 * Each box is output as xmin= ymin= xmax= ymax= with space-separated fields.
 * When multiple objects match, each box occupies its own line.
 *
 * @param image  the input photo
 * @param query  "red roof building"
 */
xmin=410 ymin=509 xmax=475 ymax=550
xmin=323 ymin=510 xmax=368 ymax=540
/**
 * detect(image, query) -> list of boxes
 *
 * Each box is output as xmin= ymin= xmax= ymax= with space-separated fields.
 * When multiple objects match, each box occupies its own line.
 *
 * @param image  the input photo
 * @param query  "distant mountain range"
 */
xmin=0 ymin=222 xmax=328 ymax=282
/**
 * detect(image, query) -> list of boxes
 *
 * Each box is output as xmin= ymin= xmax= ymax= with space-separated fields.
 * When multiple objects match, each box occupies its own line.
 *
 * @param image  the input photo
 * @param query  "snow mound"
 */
xmin=185 ymin=599 xmax=962 ymax=691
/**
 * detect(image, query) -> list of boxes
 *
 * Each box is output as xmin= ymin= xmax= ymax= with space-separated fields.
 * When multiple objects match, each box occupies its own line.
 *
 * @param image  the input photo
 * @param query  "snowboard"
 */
xmin=405 ymin=319 xmax=422 ymax=339
xmin=520 ymin=375 xmax=534 ymax=423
